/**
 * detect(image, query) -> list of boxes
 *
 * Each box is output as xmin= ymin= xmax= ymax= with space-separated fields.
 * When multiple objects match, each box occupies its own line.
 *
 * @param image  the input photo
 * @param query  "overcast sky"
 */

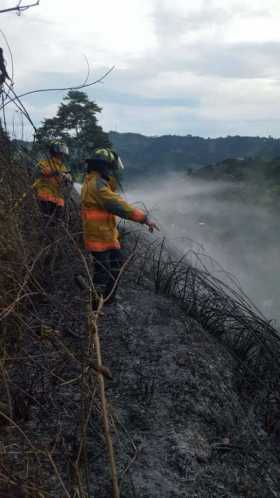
xmin=2 ymin=0 xmax=280 ymax=139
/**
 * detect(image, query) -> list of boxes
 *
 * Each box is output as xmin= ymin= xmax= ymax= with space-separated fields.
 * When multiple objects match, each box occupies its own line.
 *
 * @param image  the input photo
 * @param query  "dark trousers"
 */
xmin=92 ymin=249 xmax=123 ymax=302
xmin=38 ymin=200 xmax=63 ymax=221
xmin=38 ymin=201 xmax=64 ymax=270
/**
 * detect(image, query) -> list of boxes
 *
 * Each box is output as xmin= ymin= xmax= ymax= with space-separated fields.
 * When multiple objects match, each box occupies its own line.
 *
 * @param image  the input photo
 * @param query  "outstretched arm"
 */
xmin=96 ymin=178 xmax=159 ymax=231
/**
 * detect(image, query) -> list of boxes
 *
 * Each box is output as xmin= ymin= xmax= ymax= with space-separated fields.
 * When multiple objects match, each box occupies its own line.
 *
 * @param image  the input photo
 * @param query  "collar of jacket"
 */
xmin=85 ymin=172 xmax=117 ymax=192
xmin=86 ymin=170 xmax=113 ymax=182
xmin=50 ymin=156 xmax=63 ymax=165
xmin=85 ymin=171 xmax=118 ymax=192
xmin=46 ymin=157 xmax=65 ymax=171
xmin=86 ymin=171 xmax=101 ymax=182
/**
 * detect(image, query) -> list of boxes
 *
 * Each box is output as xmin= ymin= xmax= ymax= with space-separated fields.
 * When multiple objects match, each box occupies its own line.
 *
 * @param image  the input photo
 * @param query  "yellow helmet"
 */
xmin=93 ymin=147 xmax=124 ymax=171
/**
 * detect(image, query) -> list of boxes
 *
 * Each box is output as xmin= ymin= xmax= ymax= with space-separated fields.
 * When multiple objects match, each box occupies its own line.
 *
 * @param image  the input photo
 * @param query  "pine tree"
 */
xmin=37 ymin=90 xmax=111 ymax=169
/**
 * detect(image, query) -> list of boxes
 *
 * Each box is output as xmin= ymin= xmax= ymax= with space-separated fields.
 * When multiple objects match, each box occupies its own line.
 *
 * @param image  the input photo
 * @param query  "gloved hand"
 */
xmin=145 ymin=217 xmax=160 ymax=233
xmin=61 ymin=172 xmax=73 ymax=184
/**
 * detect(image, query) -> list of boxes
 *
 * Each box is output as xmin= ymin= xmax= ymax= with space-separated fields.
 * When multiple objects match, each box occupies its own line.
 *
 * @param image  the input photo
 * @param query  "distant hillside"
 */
xmin=14 ymin=133 xmax=280 ymax=189
xmin=109 ymin=131 xmax=280 ymax=181
xmin=195 ymin=156 xmax=280 ymax=182
xmin=194 ymin=156 xmax=280 ymax=208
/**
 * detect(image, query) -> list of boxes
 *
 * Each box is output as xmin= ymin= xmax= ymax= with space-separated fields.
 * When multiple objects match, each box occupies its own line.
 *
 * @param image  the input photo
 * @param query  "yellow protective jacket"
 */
xmin=81 ymin=171 xmax=146 ymax=252
xmin=34 ymin=158 xmax=68 ymax=207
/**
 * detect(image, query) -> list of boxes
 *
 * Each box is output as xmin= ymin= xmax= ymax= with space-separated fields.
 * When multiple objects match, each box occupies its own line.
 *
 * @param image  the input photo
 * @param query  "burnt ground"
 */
xmin=92 ymin=276 xmax=280 ymax=498
xmin=1 ymin=217 xmax=280 ymax=498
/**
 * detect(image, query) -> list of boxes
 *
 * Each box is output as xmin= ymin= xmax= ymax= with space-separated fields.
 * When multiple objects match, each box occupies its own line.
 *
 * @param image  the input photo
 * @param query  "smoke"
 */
xmin=125 ymin=173 xmax=280 ymax=327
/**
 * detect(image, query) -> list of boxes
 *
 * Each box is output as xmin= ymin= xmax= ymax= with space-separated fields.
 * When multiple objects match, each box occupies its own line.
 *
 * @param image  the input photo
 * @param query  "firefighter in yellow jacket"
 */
xmin=34 ymin=141 xmax=72 ymax=217
xmin=81 ymin=147 xmax=159 ymax=304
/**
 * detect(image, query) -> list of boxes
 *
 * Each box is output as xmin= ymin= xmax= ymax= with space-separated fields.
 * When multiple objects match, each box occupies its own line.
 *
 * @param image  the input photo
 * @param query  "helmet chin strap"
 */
xmin=100 ymin=164 xmax=111 ymax=180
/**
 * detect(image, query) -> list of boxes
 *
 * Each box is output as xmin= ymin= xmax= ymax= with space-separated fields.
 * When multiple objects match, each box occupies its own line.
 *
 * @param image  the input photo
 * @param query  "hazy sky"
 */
xmin=2 ymin=0 xmax=280 ymax=138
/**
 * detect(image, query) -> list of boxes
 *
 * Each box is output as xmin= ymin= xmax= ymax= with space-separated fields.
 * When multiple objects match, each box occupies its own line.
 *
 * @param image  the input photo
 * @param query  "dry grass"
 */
xmin=129 ymin=229 xmax=280 ymax=443
xmin=0 ymin=140 xmax=41 ymax=344
xmin=0 ymin=140 xmax=120 ymax=497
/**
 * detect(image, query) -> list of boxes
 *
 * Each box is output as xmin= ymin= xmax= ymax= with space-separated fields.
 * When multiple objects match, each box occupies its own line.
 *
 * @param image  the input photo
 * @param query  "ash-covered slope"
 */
xmin=78 ymin=244 xmax=280 ymax=498
xmin=96 ymin=280 xmax=280 ymax=498
xmin=23 ymin=222 xmax=279 ymax=498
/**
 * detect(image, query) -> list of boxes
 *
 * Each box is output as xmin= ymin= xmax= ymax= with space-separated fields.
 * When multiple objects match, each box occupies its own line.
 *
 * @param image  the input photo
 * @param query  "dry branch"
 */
xmin=88 ymin=297 xmax=120 ymax=498
xmin=0 ymin=1 xmax=39 ymax=15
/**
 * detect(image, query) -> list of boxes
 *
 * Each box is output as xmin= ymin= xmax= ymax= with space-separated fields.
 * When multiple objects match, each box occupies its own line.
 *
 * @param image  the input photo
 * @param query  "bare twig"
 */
xmin=88 ymin=298 xmax=120 ymax=498
xmin=0 ymin=1 xmax=39 ymax=14
xmin=1 ymin=66 xmax=115 ymax=111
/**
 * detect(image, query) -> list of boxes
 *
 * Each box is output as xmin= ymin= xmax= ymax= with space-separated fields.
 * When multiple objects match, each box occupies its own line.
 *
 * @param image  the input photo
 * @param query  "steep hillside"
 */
xmin=1 ymin=141 xmax=280 ymax=497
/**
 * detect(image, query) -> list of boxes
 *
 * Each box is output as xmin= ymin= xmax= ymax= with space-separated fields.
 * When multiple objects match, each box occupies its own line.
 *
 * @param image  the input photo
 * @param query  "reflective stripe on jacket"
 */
xmin=34 ymin=158 xmax=68 ymax=207
xmin=81 ymin=171 xmax=146 ymax=252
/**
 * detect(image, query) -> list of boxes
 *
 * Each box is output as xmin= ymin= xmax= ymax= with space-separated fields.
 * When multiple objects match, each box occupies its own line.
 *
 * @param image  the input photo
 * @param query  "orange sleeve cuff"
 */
xmin=131 ymin=208 xmax=146 ymax=222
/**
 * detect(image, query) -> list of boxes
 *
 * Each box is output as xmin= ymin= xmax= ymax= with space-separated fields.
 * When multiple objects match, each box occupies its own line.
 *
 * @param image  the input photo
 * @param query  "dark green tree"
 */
xmin=37 ymin=90 xmax=111 ymax=171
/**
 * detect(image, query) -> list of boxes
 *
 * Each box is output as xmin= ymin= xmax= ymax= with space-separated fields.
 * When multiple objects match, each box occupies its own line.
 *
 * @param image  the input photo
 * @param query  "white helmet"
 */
xmin=49 ymin=141 xmax=69 ymax=156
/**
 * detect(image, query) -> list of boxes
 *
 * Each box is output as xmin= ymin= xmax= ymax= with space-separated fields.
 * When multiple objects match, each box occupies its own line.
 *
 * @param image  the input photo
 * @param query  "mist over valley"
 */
xmin=126 ymin=173 xmax=280 ymax=326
